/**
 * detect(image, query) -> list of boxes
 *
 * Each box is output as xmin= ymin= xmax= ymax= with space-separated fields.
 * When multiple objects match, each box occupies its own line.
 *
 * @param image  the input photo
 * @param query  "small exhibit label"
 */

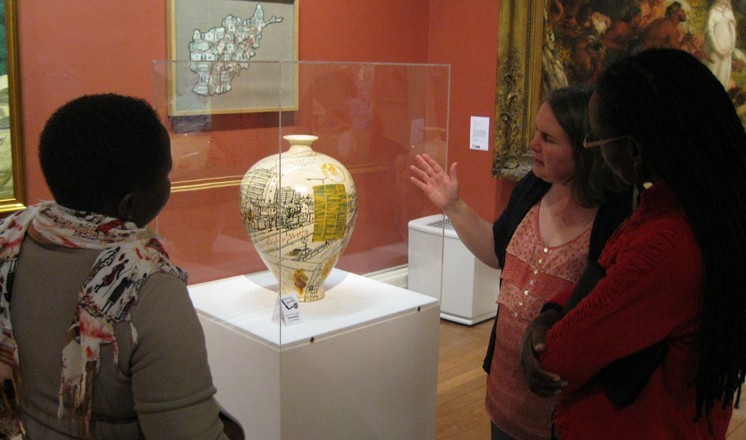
xmin=470 ymin=116 xmax=490 ymax=151
xmin=273 ymin=292 xmax=303 ymax=325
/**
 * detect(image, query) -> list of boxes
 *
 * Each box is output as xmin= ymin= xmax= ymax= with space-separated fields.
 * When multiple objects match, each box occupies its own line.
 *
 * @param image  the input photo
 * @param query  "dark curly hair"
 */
xmin=38 ymin=93 xmax=169 ymax=212
xmin=594 ymin=48 xmax=746 ymax=422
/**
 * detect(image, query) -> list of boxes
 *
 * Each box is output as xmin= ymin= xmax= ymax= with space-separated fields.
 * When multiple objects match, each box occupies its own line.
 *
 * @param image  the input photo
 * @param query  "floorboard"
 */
xmin=435 ymin=319 xmax=746 ymax=439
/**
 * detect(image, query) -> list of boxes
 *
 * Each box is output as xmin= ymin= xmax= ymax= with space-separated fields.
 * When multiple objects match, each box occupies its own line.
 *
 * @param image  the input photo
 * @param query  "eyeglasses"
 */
xmin=583 ymin=132 xmax=636 ymax=149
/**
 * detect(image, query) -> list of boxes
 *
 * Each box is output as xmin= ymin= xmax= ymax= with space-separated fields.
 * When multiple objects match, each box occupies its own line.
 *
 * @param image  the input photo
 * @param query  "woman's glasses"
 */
xmin=583 ymin=132 xmax=635 ymax=149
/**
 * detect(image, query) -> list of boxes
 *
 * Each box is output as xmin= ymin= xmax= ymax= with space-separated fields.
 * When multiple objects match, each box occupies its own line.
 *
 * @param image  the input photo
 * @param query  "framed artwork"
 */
xmin=492 ymin=0 xmax=544 ymax=179
xmin=167 ymin=0 xmax=298 ymax=115
xmin=0 ymin=0 xmax=25 ymax=213
xmin=493 ymin=0 xmax=746 ymax=179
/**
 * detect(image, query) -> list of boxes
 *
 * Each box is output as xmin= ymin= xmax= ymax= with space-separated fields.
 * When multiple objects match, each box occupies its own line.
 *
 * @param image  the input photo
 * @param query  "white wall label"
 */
xmin=470 ymin=116 xmax=490 ymax=151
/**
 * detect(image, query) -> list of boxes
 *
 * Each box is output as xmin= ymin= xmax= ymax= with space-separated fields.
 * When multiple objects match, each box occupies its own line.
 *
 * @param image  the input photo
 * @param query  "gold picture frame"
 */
xmin=493 ymin=0 xmax=746 ymax=180
xmin=492 ymin=0 xmax=543 ymax=180
xmin=167 ymin=0 xmax=299 ymax=115
xmin=0 ymin=0 xmax=26 ymax=213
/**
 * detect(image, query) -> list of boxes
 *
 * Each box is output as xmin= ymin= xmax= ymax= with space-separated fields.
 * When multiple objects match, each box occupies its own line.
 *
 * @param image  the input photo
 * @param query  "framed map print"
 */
xmin=0 ymin=0 xmax=25 ymax=213
xmin=167 ymin=0 xmax=298 ymax=115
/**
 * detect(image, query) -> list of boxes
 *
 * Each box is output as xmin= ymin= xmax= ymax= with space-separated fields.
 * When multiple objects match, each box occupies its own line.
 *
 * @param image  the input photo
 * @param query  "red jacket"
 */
xmin=541 ymin=182 xmax=732 ymax=439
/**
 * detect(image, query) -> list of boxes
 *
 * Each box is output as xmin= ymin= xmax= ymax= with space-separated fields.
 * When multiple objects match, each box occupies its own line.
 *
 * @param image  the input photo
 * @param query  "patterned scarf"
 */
xmin=0 ymin=202 xmax=187 ymax=437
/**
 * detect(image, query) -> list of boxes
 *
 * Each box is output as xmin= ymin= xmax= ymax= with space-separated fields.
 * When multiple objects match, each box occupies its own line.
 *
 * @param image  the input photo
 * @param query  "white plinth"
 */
xmin=409 ymin=215 xmax=499 ymax=325
xmin=188 ymin=269 xmax=441 ymax=440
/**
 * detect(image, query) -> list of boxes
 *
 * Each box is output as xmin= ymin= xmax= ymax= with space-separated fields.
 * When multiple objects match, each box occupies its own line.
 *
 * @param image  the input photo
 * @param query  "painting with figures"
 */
xmin=544 ymin=0 xmax=746 ymax=115
xmin=493 ymin=0 xmax=746 ymax=178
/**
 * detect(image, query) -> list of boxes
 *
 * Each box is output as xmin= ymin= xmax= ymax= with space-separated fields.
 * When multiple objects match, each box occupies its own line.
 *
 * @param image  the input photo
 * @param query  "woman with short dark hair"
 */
xmin=0 ymin=94 xmax=232 ymax=439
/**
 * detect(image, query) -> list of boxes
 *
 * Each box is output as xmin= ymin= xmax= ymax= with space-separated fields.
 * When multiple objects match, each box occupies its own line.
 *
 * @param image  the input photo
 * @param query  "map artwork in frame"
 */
xmin=167 ymin=0 xmax=298 ymax=115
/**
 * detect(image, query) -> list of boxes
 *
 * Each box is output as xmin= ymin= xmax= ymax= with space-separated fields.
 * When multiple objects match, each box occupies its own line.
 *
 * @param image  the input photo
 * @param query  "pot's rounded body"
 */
xmin=239 ymin=135 xmax=357 ymax=301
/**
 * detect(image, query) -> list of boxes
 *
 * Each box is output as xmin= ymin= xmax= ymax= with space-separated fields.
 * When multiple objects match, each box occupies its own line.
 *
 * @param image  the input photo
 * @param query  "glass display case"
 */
xmin=152 ymin=60 xmax=449 ymax=439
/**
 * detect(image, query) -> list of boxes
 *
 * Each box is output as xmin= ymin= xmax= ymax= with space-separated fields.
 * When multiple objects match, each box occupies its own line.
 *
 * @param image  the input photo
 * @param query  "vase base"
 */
xmin=296 ymin=287 xmax=325 ymax=302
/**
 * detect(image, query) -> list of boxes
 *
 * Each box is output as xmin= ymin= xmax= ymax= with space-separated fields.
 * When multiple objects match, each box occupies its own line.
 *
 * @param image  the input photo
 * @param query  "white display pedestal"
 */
xmin=188 ymin=269 xmax=441 ymax=440
xmin=408 ymin=215 xmax=499 ymax=325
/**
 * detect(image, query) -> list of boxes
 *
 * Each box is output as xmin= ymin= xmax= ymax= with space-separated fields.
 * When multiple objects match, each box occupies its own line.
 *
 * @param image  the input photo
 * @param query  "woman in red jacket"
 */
xmin=521 ymin=48 xmax=746 ymax=439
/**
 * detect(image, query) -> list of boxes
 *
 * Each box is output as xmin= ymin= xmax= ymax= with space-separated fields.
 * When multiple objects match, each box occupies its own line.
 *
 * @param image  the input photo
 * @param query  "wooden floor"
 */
xmin=435 ymin=318 xmax=746 ymax=439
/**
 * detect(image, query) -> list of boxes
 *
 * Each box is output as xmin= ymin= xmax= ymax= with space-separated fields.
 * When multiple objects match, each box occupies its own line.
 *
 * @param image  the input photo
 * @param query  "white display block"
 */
xmin=189 ymin=269 xmax=441 ymax=440
xmin=408 ymin=215 xmax=499 ymax=325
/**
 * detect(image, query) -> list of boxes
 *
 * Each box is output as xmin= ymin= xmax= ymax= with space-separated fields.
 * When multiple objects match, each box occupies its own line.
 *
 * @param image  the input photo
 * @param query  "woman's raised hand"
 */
xmin=409 ymin=153 xmax=459 ymax=211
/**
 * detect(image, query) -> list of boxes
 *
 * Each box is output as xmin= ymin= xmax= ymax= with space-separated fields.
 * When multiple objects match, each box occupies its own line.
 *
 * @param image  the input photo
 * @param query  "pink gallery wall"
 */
xmin=425 ymin=0 xmax=516 ymax=219
xmin=17 ymin=1 xmax=173 ymax=205
xmin=17 ymin=0 xmax=513 ymax=222
xmin=14 ymin=1 xmax=517 ymax=283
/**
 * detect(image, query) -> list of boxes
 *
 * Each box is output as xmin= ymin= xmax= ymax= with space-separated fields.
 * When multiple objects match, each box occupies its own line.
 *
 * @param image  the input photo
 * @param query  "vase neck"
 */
xmin=287 ymin=145 xmax=314 ymax=154
xmin=284 ymin=134 xmax=317 ymax=145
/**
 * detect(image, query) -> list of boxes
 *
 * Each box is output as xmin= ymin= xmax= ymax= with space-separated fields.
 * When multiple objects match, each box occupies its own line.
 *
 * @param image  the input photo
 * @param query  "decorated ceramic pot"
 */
xmin=239 ymin=134 xmax=358 ymax=301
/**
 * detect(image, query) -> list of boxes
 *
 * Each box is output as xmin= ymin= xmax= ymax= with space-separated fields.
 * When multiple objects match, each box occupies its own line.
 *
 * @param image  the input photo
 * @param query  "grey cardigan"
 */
xmin=11 ymin=236 xmax=228 ymax=439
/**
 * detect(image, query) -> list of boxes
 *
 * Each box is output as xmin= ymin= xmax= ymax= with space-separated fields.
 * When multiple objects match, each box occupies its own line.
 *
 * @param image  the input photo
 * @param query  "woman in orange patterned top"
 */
xmin=410 ymin=86 xmax=629 ymax=440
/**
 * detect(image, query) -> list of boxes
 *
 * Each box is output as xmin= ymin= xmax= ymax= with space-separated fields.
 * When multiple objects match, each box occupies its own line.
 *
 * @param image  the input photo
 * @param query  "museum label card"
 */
xmin=279 ymin=292 xmax=302 ymax=325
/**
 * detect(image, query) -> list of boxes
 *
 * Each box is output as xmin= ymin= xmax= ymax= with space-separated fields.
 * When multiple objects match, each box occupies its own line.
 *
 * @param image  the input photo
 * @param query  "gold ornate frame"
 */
xmin=492 ymin=0 xmax=544 ymax=180
xmin=493 ymin=0 xmax=746 ymax=179
xmin=0 ymin=0 xmax=26 ymax=213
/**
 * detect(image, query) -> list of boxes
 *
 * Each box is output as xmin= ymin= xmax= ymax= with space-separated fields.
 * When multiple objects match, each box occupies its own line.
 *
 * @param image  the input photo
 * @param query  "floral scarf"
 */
xmin=0 ymin=202 xmax=187 ymax=437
